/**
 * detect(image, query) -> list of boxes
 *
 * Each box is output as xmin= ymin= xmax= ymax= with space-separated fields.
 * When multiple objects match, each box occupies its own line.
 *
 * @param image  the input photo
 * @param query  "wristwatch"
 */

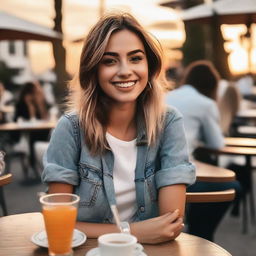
xmin=120 ymin=221 xmax=131 ymax=234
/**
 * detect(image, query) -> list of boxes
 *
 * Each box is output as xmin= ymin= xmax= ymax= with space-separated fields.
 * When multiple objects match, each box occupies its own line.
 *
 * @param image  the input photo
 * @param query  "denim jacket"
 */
xmin=42 ymin=106 xmax=195 ymax=223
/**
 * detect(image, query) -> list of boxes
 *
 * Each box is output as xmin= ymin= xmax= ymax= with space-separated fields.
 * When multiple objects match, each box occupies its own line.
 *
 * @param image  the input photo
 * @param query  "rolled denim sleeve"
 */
xmin=41 ymin=115 xmax=80 ymax=185
xmin=155 ymin=108 xmax=196 ymax=189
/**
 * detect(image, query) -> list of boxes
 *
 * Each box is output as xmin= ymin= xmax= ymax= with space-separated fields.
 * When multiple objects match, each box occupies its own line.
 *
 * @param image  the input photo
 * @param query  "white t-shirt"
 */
xmin=106 ymin=132 xmax=137 ymax=222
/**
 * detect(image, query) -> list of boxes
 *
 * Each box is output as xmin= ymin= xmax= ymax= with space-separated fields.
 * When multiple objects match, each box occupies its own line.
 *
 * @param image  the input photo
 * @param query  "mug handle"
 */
xmin=134 ymin=243 xmax=144 ymax=255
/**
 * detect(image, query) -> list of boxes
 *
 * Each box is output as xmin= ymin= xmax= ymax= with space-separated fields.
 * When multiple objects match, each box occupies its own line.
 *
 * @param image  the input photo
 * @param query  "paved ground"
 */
xmin=2 ymin=159 xmax=256 ymax=256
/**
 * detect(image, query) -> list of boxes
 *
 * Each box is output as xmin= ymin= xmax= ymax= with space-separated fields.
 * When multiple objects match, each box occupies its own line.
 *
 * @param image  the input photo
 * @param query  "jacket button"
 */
xmin=140 ymin=206 xmax=145 ymax=212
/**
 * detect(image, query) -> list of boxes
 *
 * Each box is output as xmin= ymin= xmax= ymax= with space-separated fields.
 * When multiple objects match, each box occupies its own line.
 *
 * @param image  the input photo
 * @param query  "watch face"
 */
xmin=120 ymin=222 xmax=131 ymax=234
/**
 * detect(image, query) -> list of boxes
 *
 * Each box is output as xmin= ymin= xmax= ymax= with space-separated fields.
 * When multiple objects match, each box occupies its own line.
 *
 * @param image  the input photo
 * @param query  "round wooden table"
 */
xmin=0 ymin=212 xmax=232 ymax=256
xmin=194 ymin=160 xmax=236 ymax=182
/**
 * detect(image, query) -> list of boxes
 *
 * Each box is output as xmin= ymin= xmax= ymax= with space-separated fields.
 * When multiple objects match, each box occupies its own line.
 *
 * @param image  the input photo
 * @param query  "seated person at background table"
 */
xmin=217 ymin=79 xmax=241 ymax=136
xmin=42 ymin=13 xmax=196 ymax=244
xmin=14 ymin=81 xmax=50 ymax=167
xmin=14 ymin=81 xmax=49 ymax=122
xmin=165 ymin=60 xmax=241 ymax=241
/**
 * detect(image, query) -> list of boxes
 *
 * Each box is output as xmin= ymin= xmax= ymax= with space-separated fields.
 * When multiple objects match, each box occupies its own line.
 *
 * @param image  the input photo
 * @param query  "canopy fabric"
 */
xmin=181 ymin=0 xmax=256 ymax=24
xmin=0 ymin=11 xmax=62 ymax=41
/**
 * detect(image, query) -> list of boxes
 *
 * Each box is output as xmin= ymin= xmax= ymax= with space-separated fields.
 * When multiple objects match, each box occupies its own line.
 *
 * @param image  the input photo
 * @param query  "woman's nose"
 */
xmin=117 ymin=62 xmax=132 ymax=77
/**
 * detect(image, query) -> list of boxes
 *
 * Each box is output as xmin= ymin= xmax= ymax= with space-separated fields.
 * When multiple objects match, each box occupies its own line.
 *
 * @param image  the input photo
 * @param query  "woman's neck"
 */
xmin=107 ymin=103 xmax=137 ymax=141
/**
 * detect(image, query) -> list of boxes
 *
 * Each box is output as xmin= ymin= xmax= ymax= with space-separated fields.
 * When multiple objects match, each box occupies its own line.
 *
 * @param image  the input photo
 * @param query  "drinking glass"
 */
xmin=39 ymin=193 xmax=80 ymax=256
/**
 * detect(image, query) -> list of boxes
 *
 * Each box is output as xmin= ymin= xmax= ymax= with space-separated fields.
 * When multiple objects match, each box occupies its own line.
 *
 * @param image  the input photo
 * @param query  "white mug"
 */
xmin=98 ymin=233 xmax=143 ymax=256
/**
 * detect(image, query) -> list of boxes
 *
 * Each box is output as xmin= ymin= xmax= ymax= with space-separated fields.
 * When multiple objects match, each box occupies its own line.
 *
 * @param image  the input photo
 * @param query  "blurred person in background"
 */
xmin=217 ymin=78 xmax=241 ymax=136
xmin=13 ymin=81 xmax=50 ymax=167
xmin=166 ymin=60 xmax=224 ymax=155
xmin=14 ymin=81 xmax=49 ymax=122
xmin=165 ymin=60 xmax=241 ymax=241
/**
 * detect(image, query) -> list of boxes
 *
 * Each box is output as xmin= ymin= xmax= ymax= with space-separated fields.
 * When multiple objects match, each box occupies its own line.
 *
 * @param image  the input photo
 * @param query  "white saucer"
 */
xmin=31 ymin=229 xmax=86 ymax=248
xmin=85 ymin=247 xmax=147 ymax=256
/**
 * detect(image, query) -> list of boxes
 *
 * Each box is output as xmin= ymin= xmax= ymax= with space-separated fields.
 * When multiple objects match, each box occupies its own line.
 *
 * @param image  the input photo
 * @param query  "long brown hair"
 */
xmin=180 ymin=60 xmax=220 ymax=101
xmin=68 ymin=12 xmax=166 ymax=155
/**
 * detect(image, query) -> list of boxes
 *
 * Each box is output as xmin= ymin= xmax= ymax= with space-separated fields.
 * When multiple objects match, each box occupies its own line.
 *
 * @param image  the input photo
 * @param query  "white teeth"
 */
xmin=114 ymin=81 xmax=135 ymax=88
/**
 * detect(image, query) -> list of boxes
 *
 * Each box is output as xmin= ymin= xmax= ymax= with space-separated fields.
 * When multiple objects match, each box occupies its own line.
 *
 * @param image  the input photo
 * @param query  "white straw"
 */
xmin=110 ymin=204 xmax=122 ymax=232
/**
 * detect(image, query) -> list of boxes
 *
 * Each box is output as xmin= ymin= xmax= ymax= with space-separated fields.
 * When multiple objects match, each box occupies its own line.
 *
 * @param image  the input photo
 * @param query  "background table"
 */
xmin=0 ymin=120 xmax=56 ymax=178
xmin=0 ymin=120 xmax=56 ymax=132
xmin=236 ymin=109 xmax=256 ymax=120
xmin=0 ymin=213 xmax=232 ymax=256
xmin=225 ymin=137 xmax=256 ymax=147
xmin=196 ymin=145 xmax=256 ymax=233
xmin=194 ymin=160 xmax=236 ymax=182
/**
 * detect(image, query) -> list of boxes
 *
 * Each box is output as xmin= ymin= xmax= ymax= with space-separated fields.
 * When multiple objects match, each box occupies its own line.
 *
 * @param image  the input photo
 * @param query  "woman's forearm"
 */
xmin=76 ymin=222 xmax=120 ymax=238
xmin=76 ymin=212 xmax=183 ymax=244
xmin=158 ymin=184 xmax=186 ymax=217
xmin=47 ymin=183 xmax=184 ymax=243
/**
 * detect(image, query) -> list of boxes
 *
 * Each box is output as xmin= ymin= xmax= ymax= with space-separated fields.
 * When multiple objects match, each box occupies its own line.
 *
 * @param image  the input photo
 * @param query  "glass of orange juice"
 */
xmin=39 ymin=193 xmax=80 ymax=256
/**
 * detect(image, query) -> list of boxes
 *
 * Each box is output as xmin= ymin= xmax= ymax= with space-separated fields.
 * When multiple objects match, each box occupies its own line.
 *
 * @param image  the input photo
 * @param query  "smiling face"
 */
xmin=98 ymin=29 xmax=149 ymax=107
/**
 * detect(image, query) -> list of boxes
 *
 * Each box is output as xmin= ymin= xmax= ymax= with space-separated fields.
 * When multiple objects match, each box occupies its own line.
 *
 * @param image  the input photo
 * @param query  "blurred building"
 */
xmin=0 ymin=40 xmax=34 ymax=85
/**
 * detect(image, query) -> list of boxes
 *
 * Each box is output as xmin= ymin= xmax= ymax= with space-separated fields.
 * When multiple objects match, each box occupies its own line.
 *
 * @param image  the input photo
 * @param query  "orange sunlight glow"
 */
xmin=222 ymin=24 xmax=255 ymax=75
xmin=252 ymin=48 xmax=256 ymax=73
xmin=228 ymin=48 xmax=248 ymax=74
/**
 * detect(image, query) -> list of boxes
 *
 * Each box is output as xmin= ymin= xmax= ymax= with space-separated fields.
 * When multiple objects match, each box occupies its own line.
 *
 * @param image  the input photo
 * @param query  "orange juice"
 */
xmin=42 ymin=205 xmax=77 ymax=255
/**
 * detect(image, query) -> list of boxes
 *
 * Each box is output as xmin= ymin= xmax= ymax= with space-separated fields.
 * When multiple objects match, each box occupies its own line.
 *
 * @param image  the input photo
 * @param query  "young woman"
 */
xmin=42 ymin=13 xmax=195 ymax=244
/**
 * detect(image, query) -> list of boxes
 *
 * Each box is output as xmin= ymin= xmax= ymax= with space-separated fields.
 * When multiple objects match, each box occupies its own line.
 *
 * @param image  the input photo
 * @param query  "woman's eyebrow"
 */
xmin=103 ymin=49 xmax=145 ymax=57
xmin=103 ymin=52 xmax=118 ymax=57
xmin=127 ymin=49 xmax=145 ymax=56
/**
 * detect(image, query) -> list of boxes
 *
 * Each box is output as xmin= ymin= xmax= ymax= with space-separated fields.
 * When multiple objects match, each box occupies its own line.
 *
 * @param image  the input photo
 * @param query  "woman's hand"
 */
xmin=130 ymin=209 xmax=184 ymax=244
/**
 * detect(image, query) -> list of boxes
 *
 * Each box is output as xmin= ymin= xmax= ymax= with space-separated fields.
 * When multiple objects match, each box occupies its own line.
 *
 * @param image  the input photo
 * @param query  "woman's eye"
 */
xmin=130 ymin=56 xmax=143 ymax=63
xmin=101 ymin=58 xmax=116 ymax=65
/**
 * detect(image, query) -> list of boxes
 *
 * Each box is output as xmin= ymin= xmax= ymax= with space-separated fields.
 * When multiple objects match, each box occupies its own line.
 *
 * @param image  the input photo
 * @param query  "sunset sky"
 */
xmin=0 ymin=0 xmax=255 ymax=75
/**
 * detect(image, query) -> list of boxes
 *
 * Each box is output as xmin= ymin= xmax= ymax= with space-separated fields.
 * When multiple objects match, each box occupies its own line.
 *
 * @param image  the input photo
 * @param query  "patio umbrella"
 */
xmin=181 ymin=0 xmax=256 ymax=72
xmin=0 ymin=11 xmax=62 ymax=41
xmin=181 ymin=0 xmax=256 ymax=25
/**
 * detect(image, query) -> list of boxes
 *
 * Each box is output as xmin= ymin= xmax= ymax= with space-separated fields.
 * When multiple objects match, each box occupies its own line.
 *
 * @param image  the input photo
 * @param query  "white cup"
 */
xmin=98 ymin=233 xmax=143 ymax=256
